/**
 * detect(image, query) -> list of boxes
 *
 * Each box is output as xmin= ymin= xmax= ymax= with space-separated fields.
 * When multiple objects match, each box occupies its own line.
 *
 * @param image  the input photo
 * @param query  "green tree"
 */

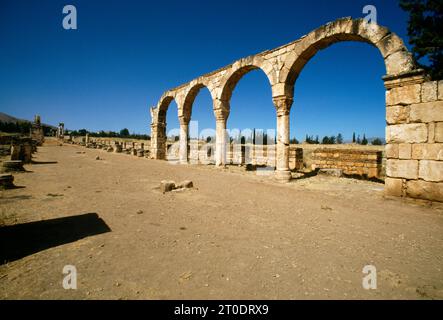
xmin=371 ymin=138 xmax=383 ymax=145
xmin=119 ymin=128 xmax=130 ymax=137
xmin=361 ymin=134 xmax=368 ymax=145
xmin=400 ymin=0 xmax=443 ymax=79
xmin=290 ymin=137 xmax=299 ymax=144
xmin=336 ymin=133 xmax=343 ymax=144
xmin=352 ymin=132 xmax=356 ymax=143
xmin=322 ymin=136 xmax=336 ymax=144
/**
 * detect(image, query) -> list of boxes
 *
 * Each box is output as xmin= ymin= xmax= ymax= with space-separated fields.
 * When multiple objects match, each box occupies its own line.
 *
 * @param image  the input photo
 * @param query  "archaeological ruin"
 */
xmin=148 ymin=17 xmax=443 ymax=202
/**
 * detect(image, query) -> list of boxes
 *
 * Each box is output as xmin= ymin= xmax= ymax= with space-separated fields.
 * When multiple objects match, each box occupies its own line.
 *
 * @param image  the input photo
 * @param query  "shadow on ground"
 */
xmin=30 ymin=160 xmax=58 ymax=165
xmin=0 ymin=213 xmax=111 ymax=264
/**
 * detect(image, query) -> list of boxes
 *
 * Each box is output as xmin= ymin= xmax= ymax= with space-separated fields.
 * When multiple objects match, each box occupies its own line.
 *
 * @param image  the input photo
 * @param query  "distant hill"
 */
xmin=0 ymin=112 xmax=56 ymax=129
xmin=0 ymin=112 xmax=26 ymax=123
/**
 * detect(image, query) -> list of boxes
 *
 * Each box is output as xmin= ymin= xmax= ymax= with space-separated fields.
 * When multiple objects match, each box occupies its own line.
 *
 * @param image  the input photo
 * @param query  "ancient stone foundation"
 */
xmin=311 ymin=148 xmax=383 ymax=178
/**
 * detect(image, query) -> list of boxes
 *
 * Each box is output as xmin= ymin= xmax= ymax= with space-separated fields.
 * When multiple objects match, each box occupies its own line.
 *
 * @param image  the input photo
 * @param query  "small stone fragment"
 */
xmin=160 ymin=180 xmax=175 ymax=193
xmin=318 ymin=168 xmax=343 ymax=177
xmin=177 ymin=180 xmax=193 ymax=189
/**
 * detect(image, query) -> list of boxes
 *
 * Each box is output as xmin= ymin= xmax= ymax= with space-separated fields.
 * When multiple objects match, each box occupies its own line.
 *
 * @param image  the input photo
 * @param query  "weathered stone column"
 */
xmin=150 ymin=122 xmax=166 ymax=160
xmin=179 ymin=116 xmax=190 ymax=164
xmin=273 ymin=96 xmax=293 ymax=182
xmin=214 ymin=100 xmax=230 ymax=167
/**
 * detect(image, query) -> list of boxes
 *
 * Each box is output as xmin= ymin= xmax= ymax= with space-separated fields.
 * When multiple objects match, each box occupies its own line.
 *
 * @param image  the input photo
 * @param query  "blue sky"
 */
xmin=0 ymin=0 xmax=411 ymax=140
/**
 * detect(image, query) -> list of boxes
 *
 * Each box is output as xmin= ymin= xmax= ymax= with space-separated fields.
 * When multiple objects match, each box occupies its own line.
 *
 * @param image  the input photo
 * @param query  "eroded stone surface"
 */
xmin=160 ymin=180 xmax=175 ymax=193
xmin=386 ymin=159 xmax=418 ymax=180
xmin=385 ymin=177 xmax=404 ymax=197
xmin=386 ymin=124 xmax=428 ymax=144
xmin=410 ymin=101 xmax=443 ymax=123
xmin=406 ymin=180 xmax=443 ymax=202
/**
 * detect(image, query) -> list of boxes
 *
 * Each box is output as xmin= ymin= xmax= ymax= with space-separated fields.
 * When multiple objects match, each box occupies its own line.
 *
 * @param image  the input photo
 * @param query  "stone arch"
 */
xmin=150 ymin=93 xmax=180 ymax=160
xmin=218 ymin=56 xmax=277 ymax=107
xmin=157 ymin=94 xmax=177 ymax=123
xmin=151 ymin=18 xmax=443 ymax=203
xmin=279 ymin=18 xmax=416 ymax=97
xmin=182 ymin=82 xmax=216 ymax=121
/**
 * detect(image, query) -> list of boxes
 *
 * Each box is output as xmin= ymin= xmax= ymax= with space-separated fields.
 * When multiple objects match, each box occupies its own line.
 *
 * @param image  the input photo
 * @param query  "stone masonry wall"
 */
xmin=311 ymin=148 xmax=383 ymax=178
xmin=385 ymin=78 xmax=443 ymax=202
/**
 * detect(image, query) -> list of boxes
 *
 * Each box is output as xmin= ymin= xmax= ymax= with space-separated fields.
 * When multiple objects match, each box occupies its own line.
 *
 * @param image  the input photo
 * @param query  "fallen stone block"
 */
xmin=176 ymin=180 xmax=193 ymax=189
xmin=318 ymin=168 xmax=343 ymax=177
xmin=114 ymin=145 xmax=123 ymax=153
xmin=160 ymin=180 xmax=176 ymax=193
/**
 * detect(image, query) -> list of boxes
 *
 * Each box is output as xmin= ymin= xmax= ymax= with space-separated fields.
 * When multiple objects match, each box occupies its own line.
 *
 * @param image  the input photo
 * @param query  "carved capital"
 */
xmin=151 ymin=122 xmax=165 ymax=130
xmin=213 ymin=99 xmax=230 ymax=121
xmin=273 ymin=96 xmax=293 ymax=116
xmin=179 ymin=115 xmax=190 ymax=126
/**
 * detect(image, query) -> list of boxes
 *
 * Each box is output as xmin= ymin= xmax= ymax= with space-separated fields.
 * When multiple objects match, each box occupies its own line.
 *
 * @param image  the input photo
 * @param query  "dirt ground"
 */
xmin=1 ymin=139 xmax=443 ymax=300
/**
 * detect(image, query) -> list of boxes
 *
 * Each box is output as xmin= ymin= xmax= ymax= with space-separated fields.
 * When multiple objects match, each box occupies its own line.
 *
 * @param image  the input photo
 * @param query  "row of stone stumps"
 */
xmin=0 ymin=138 xmax=32 ymax=188
xmin=66 ymin=137 xmax=152 ymax=159
xmin=0 ymin=115 xmax=47 ymax=189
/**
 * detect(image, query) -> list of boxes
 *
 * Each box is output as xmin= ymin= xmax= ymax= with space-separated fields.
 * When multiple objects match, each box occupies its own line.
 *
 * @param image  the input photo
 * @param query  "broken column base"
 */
xmin=0 ymin=174 xmax=15 ymax=189
xmin=137 ymin=150 xmax=145 ymax=157
xmin=1 ymin=160 xmax=25 ymax=173
xmin=160 ymin=180 xmax=193 ymax=193
xmin=274 ymin=170 xmax=292 ymax=182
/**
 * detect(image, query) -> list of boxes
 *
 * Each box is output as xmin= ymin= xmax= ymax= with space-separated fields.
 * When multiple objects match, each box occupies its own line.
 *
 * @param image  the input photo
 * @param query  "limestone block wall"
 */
xmin=385 ymin=79 xmax=443 ymax=202
xmin=289 ymin=147 xmax=304 ymax=171
xmin=311 ymin=148 xmax=383 ymax=178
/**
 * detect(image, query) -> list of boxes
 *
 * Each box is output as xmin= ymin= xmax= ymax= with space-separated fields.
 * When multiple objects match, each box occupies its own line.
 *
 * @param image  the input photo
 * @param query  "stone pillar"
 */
xmin=214 ymin=100 xmax=229 ymax=167
xmin=85 ymin=134 xmax=90 ymax=144
xmin=273 ymin=96 xmax=293 ymax=182
xmin=114 ymin=142 xmax=122 ymax=153
xmin=57 ymin=123 xmax=65 ymax=140
xmin=11 ymin=144 xmax=21 ymax=161
xmin=151 ymin=122 xmax=166 ymax=160
xmin=179 ymin=116 xmax=190 ymax=164
xmin=384 ymin=70 xmax=443 ymax=202
xmin=31 ymin=115 xmax=44 ymax=146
